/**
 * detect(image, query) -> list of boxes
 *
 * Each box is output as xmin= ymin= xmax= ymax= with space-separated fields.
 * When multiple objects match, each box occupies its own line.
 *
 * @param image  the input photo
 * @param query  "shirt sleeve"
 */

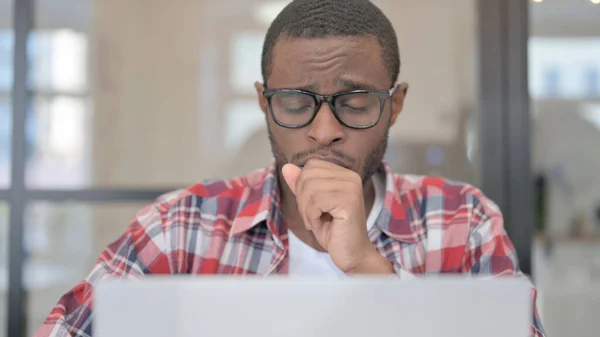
xmin=462 ymin=197 xmax=546 ymax=337
xmin=33 ymin=204 xmax=172 ymax=337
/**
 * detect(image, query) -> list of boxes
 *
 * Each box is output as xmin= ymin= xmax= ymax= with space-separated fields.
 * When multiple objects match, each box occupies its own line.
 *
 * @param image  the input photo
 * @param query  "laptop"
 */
xmin=94 ymin=276 xmax=532 ymax=337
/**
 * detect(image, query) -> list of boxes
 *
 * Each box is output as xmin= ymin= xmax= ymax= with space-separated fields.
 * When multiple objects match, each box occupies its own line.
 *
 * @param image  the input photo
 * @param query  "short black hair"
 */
xmin=261 ymin=0 xmax=400 ymax=87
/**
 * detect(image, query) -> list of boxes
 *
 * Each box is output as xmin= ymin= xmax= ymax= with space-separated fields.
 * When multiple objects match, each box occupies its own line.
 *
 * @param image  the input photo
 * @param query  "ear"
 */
xmin=255 ymin=81 xmax=268 ymax=116
xmin=389 ymin=82 xmax=409 ymax=126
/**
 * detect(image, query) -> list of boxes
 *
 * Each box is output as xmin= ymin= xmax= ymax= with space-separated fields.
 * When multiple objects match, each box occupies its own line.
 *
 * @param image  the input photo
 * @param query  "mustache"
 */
xmin=290 ymin=148 xmax=356 ymax=168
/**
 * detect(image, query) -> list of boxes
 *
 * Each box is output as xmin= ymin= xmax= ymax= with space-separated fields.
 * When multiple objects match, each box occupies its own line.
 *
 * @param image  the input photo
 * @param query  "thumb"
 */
xmin=281 ymin=163 xmax=302 ymax=196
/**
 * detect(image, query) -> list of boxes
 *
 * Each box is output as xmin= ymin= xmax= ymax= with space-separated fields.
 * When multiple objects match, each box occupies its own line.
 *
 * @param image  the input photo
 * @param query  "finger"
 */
xmin=295 ymin=191 xmax=314 ymax=231
xmin=303 ymin=158 xmax=350 ymax=171
xmin=299 ymin=190 xmax=351 ymax=228
xmin=298 ymin=167 xmax=356 ymax=181
xmin=295 ymin=178 xmax=362 ymax=207
xmin=295 ymin=185 xmax=342 ymax=231
xmin=281 ymin=163 xmax=302 ymax=196
xmin=308 ymin=191 xmax=348 ymax=218
xmin=299 ymin=195 xmax=326 ymax=232
xmin=304 ymin=195 xmax=336 ymax=226
xmin=295 ymin=170 xmax=361 ymax=198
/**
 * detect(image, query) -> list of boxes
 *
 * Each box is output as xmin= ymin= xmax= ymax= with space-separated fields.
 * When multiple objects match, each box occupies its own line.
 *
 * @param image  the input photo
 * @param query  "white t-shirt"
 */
xmin=287 ymin=173 xmax=385 ymax=277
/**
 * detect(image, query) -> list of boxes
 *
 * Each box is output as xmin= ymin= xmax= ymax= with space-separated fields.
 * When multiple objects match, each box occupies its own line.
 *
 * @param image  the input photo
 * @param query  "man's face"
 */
xmin=256 ymin=36 xmax=408 ymax=183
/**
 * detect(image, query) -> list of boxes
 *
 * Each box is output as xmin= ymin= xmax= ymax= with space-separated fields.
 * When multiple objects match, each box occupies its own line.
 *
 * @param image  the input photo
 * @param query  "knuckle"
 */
xmin=304 ymin=159 xmax=319 ymax=168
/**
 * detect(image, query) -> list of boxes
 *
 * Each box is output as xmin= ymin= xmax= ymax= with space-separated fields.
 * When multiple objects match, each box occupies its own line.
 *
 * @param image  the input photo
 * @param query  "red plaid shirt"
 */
xmin=35 ymin=163 xmax=545 ymax=337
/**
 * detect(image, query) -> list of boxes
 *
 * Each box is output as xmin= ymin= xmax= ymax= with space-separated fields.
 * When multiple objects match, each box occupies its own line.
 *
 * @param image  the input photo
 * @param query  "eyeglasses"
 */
xmin=262 ymin=87 xmax=396 ymax=129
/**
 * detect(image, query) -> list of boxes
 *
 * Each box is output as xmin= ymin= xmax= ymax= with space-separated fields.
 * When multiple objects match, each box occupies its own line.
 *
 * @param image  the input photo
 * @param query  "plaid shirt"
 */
xmin=35 ymin=163 xmax=545 ymax=337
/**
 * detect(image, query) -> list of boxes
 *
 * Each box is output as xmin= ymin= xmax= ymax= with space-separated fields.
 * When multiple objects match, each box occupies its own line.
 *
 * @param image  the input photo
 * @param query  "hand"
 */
xmin=282 ymin=159 xmax=393 ymax=274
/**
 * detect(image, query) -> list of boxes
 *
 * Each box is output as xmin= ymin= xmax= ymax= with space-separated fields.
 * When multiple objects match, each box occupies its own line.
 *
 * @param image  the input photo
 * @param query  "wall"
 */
xmin=91 ymin=0 xmax=206 ymax=187
xmin=90 ymin=0 xmax=479 ymax=186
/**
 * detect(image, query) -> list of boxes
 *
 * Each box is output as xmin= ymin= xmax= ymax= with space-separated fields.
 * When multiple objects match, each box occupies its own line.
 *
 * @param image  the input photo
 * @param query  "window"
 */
xmin=530 ymin=37 xmax=600 ymax=99
xmin=0 ymin=31 xmax=13 ymax=188
xmin=0 ymin=31 xmax=12 ymax=90
xmin=26 ymin=30 xmax=90 ymax=189
xmin=543 ymin=67 xmax=560 ymax=96
xmin=584 ymin=67 xmax=599 ymax=96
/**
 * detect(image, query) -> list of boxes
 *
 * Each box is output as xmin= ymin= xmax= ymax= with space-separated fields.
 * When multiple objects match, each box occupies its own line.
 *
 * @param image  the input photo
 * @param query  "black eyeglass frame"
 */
xmin=262 ymin=87 xmax=397 ymax=129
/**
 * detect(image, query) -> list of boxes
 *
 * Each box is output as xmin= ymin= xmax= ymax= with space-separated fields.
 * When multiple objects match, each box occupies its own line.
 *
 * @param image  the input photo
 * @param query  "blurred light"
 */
xmin=48 ymin=97 xmax=85 ymax=157
xmin=591 ymin=0 xmax=600 ymax=4
xmin=532 ymin=0 xmax=543 ymax=3
xmin=426 ymin=146 xmax=445 ymax=167
xmin=224 ymin=101 xmax=265 ymax=152
xmin=581 ymin=104 xmax=600 ymax=132
xmin=51 ymin=30 xmax=87 ymax=91
xmin=230 ymin=32 xmax=264 ymax=94
xmin=252 ymin=1 xmax=291 ymax=26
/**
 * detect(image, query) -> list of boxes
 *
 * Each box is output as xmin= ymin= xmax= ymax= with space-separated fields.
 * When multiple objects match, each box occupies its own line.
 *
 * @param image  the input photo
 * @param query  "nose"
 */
xmin=306 ymin=103 xmax=346 ymax=146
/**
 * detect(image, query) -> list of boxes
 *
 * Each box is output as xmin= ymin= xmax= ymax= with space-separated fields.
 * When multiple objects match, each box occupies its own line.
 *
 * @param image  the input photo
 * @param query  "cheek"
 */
xmin=349 ymin=128 xmax=386 ymax=158
xmin=270 ymin=122 xmax=306 ymax=153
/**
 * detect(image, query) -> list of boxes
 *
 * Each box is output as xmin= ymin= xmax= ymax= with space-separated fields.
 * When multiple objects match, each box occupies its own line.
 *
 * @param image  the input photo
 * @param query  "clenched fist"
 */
xmin=282 ymin=159 xmax=393 ymax=274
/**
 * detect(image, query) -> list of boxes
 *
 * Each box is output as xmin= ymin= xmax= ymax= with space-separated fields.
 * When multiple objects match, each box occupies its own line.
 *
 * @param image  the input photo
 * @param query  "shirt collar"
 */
xmin=229 ymin=162 xmax=418 ymax=243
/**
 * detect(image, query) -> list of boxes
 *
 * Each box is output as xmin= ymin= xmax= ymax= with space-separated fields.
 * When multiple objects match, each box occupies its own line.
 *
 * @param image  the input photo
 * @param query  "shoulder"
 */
xmin=133 ymin=167 xmax=273 ymax=234
xmin=391 ymin=172 xmax=502 ymax=223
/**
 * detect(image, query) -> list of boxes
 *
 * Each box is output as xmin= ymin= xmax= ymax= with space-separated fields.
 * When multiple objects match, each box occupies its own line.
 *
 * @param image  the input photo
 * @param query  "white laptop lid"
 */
xmin=95 ymin=276 xmax=532 ymax=337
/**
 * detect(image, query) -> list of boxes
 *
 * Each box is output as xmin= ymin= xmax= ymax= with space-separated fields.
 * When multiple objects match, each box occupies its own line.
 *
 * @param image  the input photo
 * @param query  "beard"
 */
xmin=267 ymin=123 xmax=389 ymax=185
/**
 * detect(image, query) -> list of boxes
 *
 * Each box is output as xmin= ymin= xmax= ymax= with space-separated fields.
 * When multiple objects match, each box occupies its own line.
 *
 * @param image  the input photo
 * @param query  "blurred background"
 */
xmin=0 ymin=0 xmax=599 ymax=336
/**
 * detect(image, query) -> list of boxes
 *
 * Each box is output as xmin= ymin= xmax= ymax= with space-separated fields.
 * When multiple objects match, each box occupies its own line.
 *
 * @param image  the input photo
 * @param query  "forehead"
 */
xmin=268 ymin=36 xmax=390 ymax=93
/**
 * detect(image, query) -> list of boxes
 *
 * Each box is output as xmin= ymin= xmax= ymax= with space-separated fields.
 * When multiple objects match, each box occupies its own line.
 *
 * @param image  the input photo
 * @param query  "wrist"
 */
xmin=344 ymin=247 xmax=394 ymax=275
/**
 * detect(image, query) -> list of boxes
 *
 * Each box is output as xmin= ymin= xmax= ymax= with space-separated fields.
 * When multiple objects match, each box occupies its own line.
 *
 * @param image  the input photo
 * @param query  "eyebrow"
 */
xmin=295 ymin=80 xmax=380 ymax=94
xmin=338 ymin=79 xmax=380 ymax=91
xmin=296 ymin=84 xmax=320 ymax=93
